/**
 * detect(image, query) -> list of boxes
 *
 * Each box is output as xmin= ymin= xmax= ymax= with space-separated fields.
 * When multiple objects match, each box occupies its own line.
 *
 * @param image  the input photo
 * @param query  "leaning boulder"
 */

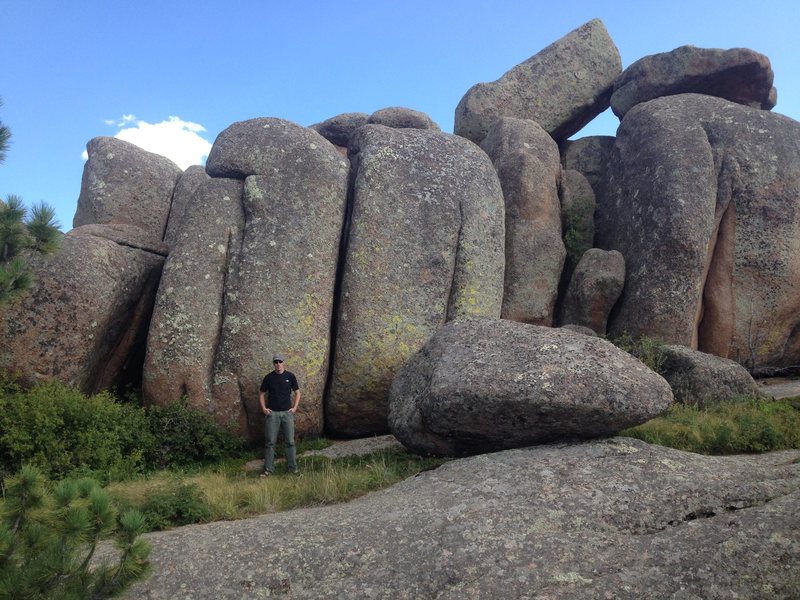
xmin=481 ymin=118 xmax=564 ymax=325
xmin=73 ymin=137 xmax=183 ymax=242
xmin=660 ymin=344 xmax=763 ymax=407
xmin=389 ymin=317 xmax=672 ymax=456
xmin=599 ymin=94 xmax=800 ymax=372
xmin=367 ymin=107 xmax=440 ymax=131
xmin=560 ymin=135 xmax=615 ymax=202
xmin=326 ymin=126 xmax=505 ymax=437
xmin=611 ymin=45 xmax=776 ymax=118
xmin=559 ymin=169 xmax=596 ymax=289
xmin=454 ymin=19 xmax=621 ymax=145
xmin=0 ymin=226 xmax=165 ymax=393
xmin=560 ymin=248 xmax=624 ymax=335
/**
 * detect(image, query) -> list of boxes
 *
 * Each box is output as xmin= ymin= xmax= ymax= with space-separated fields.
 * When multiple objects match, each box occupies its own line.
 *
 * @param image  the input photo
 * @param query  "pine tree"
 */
xmin=0 ymin=97 xmax=63 ymax=306
xmin=0 ymin=466 xmax=151 ymax=598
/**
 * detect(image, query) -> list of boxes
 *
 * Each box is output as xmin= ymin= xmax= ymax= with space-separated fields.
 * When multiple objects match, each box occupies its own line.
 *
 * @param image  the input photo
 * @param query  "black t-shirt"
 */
xmin=260 ymin=370 xmax=299 ymax=411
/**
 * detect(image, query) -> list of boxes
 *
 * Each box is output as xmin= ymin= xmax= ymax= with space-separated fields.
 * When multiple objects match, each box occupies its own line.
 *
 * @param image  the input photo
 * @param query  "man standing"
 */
xmin=259 ymin=354 xmax=301 ymax=476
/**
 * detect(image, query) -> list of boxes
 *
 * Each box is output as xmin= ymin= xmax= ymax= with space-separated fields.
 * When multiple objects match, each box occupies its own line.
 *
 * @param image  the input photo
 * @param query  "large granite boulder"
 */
xmin=326 ymin=125 xmax=505 ymax=437
xmin=73 ymin=137 xmax=183 ymax=242
xmin=309 ymin=112 xmax=369 ymax=147
xmin=213 ymin=174 xmax=348 ymax=439
xmin=389 ymin=318 xmax=672 ymax=456
xmin=163 ymin=165 xmax=210 ymax=247
xmin=611 ymin=45 xmax=777 ymax=118
xmin=660 ymin=344 xmax=764 ymax=407
xmin=124 ymin=439 xmax=800 ymax=599
xmin=481 ymin=118 xmax=565 ymax=325
xmin=560 ymin=248 xmax=624 ymax=335
xmin=0 ymin=225 xmax=166 ymax=392
xmin=205 ymin=117 xmax=344 ymax=180
xmin=142 ymin=178 xmax=245 ymax=427
xmin=599 ymin=94 xmax=800 ymax=373
xmin=454 ymin=19 xmax=621 ymax=145
xmin=367 ymin=107 xmax=440 ymax=130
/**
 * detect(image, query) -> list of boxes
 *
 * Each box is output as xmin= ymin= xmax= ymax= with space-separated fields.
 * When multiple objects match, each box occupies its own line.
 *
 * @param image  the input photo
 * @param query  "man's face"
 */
xmin=273 ymin=360 xmax=285 ymax=373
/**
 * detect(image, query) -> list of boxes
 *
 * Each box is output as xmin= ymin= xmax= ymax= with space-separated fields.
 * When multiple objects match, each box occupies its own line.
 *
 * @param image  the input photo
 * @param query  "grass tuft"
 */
xmin=621 ymin=396 xmax=800 ymax=454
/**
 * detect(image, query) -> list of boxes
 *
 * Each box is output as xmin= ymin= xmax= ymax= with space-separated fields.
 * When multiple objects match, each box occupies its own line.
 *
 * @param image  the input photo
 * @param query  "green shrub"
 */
xmin=0 ymin=465 xmax=150 ymax=598
xmin=140 ymin=483 xmax=211 ymax=530
xmin=145 ymin=399 xmax=244 ymax=470
xmin=0 ymin=381 xmax=154 ymax=483
xmin=622 ymin=397 xmax=800 ymax=454
xmin=610 ymin=333 xmax=668 ymax=375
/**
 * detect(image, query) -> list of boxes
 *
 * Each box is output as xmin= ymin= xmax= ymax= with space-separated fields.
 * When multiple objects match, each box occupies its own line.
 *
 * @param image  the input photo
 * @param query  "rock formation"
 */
xmin=455 ymin=19 xmax=622 ymax=145
xmin=660 ymin=344 xmax=763 ymax=407
xmin=611 ymin=45 xmax=777 ymax=118
xmin=599 ymin=94 xmax=800 ymax=373
xmin=309 ymin=112 xmax=369 ymax=147
xmin=560 ymin=248 xmax=624 ymax=335
xmin=325 ymin=126 xmax=505 ymax=436
xmin=481 ymin=117 xmax=564 ymax=325
xmin=123 ymin=439 xmax=800 ymax=599
xmin=559 ymin=169 xmax=596 ymax=291
xmin=73 ymin=137 xmax=182 ymax=242
xmin=389 ymin=318 xmax=672 ymax=456
xmin=0 ymin=225 xmax=165 ymax=392
xmin=367 ymin=106 xmax=440 ymax=130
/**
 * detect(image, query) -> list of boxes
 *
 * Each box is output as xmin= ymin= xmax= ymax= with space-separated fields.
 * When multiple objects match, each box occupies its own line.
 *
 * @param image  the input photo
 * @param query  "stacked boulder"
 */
xmin=4 ymin=17 xmax=800 ymax=448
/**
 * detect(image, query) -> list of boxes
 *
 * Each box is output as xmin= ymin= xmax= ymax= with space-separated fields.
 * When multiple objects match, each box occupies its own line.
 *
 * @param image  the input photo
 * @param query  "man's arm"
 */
xmin=289 ymin=389 xmax=301 ymax=413
xmin=260 ymin=391 xmax=271 ymax=415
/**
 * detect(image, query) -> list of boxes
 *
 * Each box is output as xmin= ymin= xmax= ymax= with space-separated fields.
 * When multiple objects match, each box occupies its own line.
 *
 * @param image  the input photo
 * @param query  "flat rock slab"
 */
xmin=757 ymin=377 xmax=800 ymax=400
xmin=123 ymin=439 xmax=800 ymax=599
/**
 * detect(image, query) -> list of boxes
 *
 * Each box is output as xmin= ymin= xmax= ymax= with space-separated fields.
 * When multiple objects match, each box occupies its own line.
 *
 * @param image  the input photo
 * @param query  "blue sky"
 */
xmin=2 ymin=0 xmax=799 ymax=231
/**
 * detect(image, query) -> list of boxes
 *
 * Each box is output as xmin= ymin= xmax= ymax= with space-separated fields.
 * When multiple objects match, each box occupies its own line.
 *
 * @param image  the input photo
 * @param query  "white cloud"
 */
xmin=82 ymin=115 xmax=213 ymax=169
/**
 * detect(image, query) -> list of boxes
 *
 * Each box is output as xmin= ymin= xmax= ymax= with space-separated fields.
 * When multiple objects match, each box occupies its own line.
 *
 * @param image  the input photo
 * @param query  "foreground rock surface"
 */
xmin=454 ymin=19 xmax=621 ymax=145
xmin=123 ymin=439 xmax=800 ymax=599
xmin=389 ymin=318 xmax=672 ymax=456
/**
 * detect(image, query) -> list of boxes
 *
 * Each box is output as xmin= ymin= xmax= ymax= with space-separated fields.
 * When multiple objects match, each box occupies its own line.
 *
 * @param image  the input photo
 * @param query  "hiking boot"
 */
xmin=260 ymin=470 xmax=272 ymax=478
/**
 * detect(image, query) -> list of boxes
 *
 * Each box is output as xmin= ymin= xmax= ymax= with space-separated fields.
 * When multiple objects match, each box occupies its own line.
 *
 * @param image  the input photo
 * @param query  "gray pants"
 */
xmin=264 ymin=411 xmax=297 ymax=473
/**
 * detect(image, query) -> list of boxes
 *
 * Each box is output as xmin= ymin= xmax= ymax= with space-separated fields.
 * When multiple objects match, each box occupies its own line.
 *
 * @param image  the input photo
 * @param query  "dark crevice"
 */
xmin=322 ymin=149 xmax=359 ymax=435
xmin=636 ymin=497 xmax=777 ymax=535
xmin=113 ymin=240 xmax=169 ymax=257
xmin=208 ymin=225 xmax=239 ymax=402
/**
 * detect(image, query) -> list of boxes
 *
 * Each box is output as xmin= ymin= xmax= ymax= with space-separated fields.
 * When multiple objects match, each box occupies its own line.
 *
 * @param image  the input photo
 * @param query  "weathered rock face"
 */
xmin=389 ymin=318 xmax=672 ymax=456
xmin=481 ymin=118 xmax=564 ymax=325
xmin=309 ymin=112 xmax=369 ymax=147
xmin=454 ymin=19 xmax=621 ymax=145
xmin=0 ymin=226 xmax=165 ymax=393
xmin=145 ymin=118 xmax=349 ymax=440
xmin=163 ymin=165 xmax=210 ymax=248
xmin=599 ymin=94 xmax=800 ymax=372
xmin=660 ymin=344 xmax=763 ymax=407
xmin=205 ymin=117 xmax=342 ymax=180
xmin=73 ymin=137 xmax=183 ymax=241
xmin=143 ymin=178 xmax=245 ymax=426
xmin=212 ymin=163 xmax=348 ymax=440
xmin=367 ymin=107 xmax=440 ymax=130
xmin=561 ymin=248 xmax=624 ymax=335
xmin=611 ymin=45 xmax=776 ymax=118
xmin=326 ymin=125 xmax=505 ymax=437
xmin=560 ymin=135 xmax=615 ymax=213
xmin=124 ymin=439 xmax=800 ymax=599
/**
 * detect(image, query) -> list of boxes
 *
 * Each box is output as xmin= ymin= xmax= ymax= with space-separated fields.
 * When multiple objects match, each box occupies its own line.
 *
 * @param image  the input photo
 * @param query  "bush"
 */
xmin=140 ymin=482 xmax=211 ymax=530
xmin=622 ymin=397 xmax=800 ymax=454
xmin=610 ymin=333 xmax=668 ymax=375
xmin=0 ymin=381 xmax=154 ymax=484
xmin=0 ymin=465 xmax=150 ymax=598
xmin=0 ymin=377 xmax=244 ymax=485
xmin=145 ymin=399 xmax=244 ymax=470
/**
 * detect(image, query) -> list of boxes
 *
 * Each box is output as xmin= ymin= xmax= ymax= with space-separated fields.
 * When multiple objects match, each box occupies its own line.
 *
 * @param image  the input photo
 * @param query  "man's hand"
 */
xmin=263 ymin=407 xmax=272 ymax=415
xmin=288 ymin=407 xmax=297 ymax=414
